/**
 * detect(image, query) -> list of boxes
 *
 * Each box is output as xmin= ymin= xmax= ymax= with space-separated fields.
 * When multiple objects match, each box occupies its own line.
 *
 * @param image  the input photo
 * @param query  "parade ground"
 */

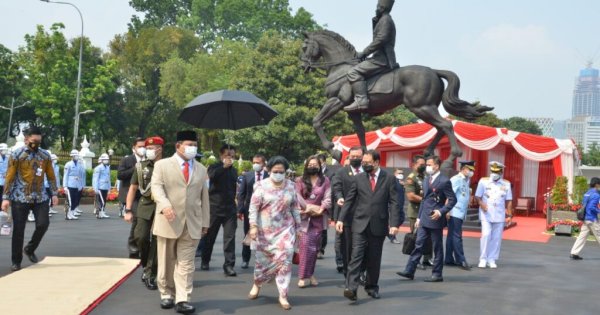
xmin=0 ymin=205 xmax=597 ymax=315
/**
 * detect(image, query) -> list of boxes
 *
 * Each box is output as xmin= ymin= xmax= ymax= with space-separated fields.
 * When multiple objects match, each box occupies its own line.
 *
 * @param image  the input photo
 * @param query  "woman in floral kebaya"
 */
xmin=248 ymin=156 xmax=302 ymax=310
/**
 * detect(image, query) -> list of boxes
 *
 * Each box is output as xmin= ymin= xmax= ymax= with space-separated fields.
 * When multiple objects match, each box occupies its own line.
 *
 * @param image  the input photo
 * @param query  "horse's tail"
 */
xmin=435 ymin=69 xmax=494 ymax=120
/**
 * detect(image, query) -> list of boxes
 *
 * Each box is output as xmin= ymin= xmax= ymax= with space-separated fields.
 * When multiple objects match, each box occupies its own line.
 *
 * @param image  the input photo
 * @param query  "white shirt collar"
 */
xmin=369 ymin=167 xmax=381 ymax=180
xmin=174 ymin=153 xmax=193 ymax=167
xmin=350 ymin=165 xmax=363 ymax=175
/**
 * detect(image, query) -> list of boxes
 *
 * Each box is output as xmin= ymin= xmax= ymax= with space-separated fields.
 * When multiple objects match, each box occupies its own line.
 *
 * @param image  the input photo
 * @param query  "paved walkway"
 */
xmin=0 ymin=205 xmax=598 ymax=315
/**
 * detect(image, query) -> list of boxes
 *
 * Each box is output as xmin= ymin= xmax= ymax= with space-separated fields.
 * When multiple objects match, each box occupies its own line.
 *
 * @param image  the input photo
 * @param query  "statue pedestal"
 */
xmin=79 ymin=135 xmax=95 ymax=170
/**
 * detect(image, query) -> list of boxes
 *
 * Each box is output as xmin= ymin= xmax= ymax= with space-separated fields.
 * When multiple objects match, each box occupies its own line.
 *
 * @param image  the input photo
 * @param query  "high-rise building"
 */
xmin=526 ymin=117 xmax=554 ymax=137
xmin=566 ymin=116 xmax=600 ymax=152
xmin=571 ymin=63 xmax=600 ymax=118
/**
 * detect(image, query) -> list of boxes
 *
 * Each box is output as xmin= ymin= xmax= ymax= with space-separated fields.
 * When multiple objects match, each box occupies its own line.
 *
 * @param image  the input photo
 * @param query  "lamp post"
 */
xmin=0 ymin=98 xmax=30 ymax=143
xmin=40 ymin=0 xmax=84 ymax=150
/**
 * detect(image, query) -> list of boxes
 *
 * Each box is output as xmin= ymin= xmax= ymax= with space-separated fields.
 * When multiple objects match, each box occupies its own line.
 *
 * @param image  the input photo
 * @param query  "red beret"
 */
xmin=145 ymin=136 xmax=164 ymax=146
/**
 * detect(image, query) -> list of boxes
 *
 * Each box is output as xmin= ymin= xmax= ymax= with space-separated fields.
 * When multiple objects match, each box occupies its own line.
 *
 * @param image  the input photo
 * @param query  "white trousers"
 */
xmin=570 ymin=220 xmax=600 ymax=256
xmin=480 ymin=221 xmax=504 ymax=262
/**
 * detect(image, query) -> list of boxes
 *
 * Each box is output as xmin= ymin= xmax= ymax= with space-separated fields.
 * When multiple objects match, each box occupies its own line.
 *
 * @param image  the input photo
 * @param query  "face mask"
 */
xmin=102 ymin=160 xmax=109 ymax=165
xmin=28 ymin=141 xmax=40 ymax=151
xmin=467 ymin=171 xmax=474 ymax=178
xmin=426 ymin=165 xmax=436 ymax=175
xmin=146 ymin=149 xmax=157 ymax=161
xmin=135 ymin=147 xmax=146 ymax=157
xmin=396 ymin=174 xmax=404 ymax=180
xmin=72 ymin=156 xmax=79 ymax=161
xmin=417 ymin=165 xmax=426 ymax=174
xmin=183 ymin=145 xmax=197 ymax=160
xmin=0 ymin=150 xmax=7 ymax=155
xmin=349 ymin=158 xmax=362 ymax=168
xmin=363 ymin=164 xmax=374 ymax=173
xmin=491 ymin=173 xmax=501 ymax=181
xmin=305 ymin=167 xmax=319 ymax=175
xmin=52 ymin=160 xmax=57 ymax=164
xmin=271 ymin=173 xmax=285 ymax=183
xmin=252 ymin=163 xmax=262 ymax=172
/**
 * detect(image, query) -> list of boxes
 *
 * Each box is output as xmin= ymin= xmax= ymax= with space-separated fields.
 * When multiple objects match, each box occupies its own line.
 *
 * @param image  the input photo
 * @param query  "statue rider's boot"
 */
xmin=344 ymin=81 xmax=369 ymax=112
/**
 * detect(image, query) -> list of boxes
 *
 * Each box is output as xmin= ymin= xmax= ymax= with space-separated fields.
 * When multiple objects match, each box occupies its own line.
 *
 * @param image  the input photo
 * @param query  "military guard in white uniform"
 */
xmin=474 ymin=161 xmax=514 ymax=269
xmin=63 ymin=149 xmax=86 ymax=220
xmin=93 ymin=153 xmax=111 ymax=219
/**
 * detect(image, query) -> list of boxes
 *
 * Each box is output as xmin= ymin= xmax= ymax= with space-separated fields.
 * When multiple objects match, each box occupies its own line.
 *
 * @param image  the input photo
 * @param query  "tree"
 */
xmin=0 ymin=44 xmax=29 ymax=140
xmin=582 ymin=142 xmax=600 ymax=166
xmin=17 ymin=24 xmax=120 ymax=149
xmin=129 ymin=0 xmax=320 ymax=48
xmin=502 ymin=117 xmax=542 ymax=135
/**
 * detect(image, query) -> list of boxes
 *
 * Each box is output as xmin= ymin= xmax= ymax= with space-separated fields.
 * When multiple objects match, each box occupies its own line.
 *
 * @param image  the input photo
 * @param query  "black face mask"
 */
xmin=417 ymin=165 xmax=426 ymax=174
xmin=363 ymin=164 xmax=375 ymax=173
xmin=28 ymin=142 xmax=40 ymax=151
xmin=349 ymin=159 xmax=362 ymax=168
xmin=305 ymin=167 xmax=319 ymax=175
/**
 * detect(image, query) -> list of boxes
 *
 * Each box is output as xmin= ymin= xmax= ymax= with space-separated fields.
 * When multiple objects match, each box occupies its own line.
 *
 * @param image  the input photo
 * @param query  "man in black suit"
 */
xmin=202 ymin=144 xmax=238 ymax=276
xmin=117 ymin=137 xmax=146 ymax=258
xmin=332 ymin=146 xmax=364 ymax=275
xmin=237 ymin=154 xmax=268 ymax=269
xmin=397 ymin=156 xmax=457 ymax=282
xmin=317 ymin=153 xmax=336 ymax=259
xmin=336 ymin=150 xmax=401 ymax=301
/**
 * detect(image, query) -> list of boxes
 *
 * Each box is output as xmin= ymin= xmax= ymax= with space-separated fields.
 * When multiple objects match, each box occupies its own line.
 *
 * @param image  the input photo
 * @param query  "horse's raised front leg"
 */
xmin=313 ymin=97 xmax=345 ymax=162
xmin=348 ymin=112 xmax=367 ymax=152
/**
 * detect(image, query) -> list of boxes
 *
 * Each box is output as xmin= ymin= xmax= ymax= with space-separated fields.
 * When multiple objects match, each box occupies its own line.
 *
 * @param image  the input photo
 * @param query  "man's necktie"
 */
xmin=354 ymin=167 xmax=360 ymax=174
xmin=370 ymin=173 xmax=376 ymax=191
xmin=183 ymin=161 xmax=189 ymax=183
xmin=256 ymin=172 xmax=261 ymax=182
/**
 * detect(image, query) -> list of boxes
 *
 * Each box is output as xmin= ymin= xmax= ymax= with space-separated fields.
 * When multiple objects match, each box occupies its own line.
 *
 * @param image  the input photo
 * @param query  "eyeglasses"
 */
xmin=271 ymin=171 xmax=285 ymax=174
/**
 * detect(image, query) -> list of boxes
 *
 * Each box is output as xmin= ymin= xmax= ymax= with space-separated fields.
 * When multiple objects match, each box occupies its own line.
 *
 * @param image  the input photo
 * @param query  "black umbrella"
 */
xmin=178 ymin=90 xmax=278 ymax=130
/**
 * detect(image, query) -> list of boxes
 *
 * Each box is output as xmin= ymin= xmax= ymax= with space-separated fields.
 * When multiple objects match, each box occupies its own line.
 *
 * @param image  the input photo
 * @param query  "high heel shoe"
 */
xmin=309 ymin=276 xmax=319 ymax=287
xmin=248 ymin=284 xmax=261 ymax=300
xmin=297 ymin=279 xmax=309 ymax=288
xmin=279 ymin=297 xmax=292 ymax=310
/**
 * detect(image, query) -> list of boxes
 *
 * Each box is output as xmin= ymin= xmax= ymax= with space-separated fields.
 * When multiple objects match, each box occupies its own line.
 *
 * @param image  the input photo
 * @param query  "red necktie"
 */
xmin=183 ymin=161 xmax=189 ymax=183
xmin=256 ymin=172 xmax=261 ymax=181
xmin=354 ymin=168 xmax=360 ymax=174
xmin=370 ymin=173 xmax=376 ymax=191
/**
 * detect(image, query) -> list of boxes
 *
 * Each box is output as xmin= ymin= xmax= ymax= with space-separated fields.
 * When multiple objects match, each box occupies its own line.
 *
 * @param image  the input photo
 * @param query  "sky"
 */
xmin=2 ymin=0 xmax=600 ymax=121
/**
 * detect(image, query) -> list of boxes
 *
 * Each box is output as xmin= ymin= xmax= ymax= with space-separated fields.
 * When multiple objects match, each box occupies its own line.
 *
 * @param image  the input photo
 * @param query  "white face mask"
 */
xmin=183 ymin=145 xmax=198 ymax=160
xmin=135 ymin=147 xmax=146 ymax=157
xmin=252 ymin=163 xmax=262 ymax=172
xmin=396 ymin=174 xmax=404 ymax=180
xmin=0 ymin=150 xmax=7 ymax=155
xmin=466 ymin=170 xmax=474 ymax=178
xmin=72 ymin=156 xmax=79 ymax=161
xmin=425 ymin=165 xmax=435 ymax=175
xmin=490 ymin=173 xmax=501 ymax=181
xmin=102 ymin=160 xmax=109 ymax=165
xmin=270 ymin=173 xmax=285 ymax=183
xmin=146 ymin=149 xmax=157 ymax=161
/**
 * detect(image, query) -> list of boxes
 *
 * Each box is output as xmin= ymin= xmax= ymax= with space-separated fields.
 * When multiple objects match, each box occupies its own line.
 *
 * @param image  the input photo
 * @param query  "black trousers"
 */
xmin=319 ymin=226 xmax=328 ymax=254
xmin=134 ymin=214 xmax=157 ymax=277
xmin=242 ymin=212 xmax=251 ymax=263
xmin=11 ymin=201 xmax=50 ymax=264
xmin=346 ymin=226 xmax=385 ymax=292
xmin=67 ymin=187 xmax=81 ymax=210
xmin=127 ymin=199 xmax=139 ymax=253
xmin=202 ymin=213 xmax=237 ymax=267
xmin=409 ymin=217 xmax=432 ymax=261
xmin=405 ymin=227 xmax=444 ymax=277
xmin=95 ymin=189 xmax=108 ymax=211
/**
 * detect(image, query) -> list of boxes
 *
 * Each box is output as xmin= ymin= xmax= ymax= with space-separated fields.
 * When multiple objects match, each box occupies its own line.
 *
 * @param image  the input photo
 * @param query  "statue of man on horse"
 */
xmin=345 ymin=0 xmax=398 ymax=112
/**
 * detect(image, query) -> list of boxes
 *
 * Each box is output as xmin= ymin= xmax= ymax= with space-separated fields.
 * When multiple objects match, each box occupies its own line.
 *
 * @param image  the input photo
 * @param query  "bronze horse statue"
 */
xmin=301 ymin=30 xmax=493 ymax=168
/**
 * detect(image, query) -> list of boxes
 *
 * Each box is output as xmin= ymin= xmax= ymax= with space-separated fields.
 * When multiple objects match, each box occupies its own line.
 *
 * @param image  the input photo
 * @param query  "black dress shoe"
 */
xmin=195 ymin=251 xmax=202 ymax=258
xmin=200 ymin=262 xmax=209 ymax=270
xmin=145 ymin=277 xmax=158 ymax=290
xmin=424 ymin=276 xmax=444 ymax=282
xmin=241 ymin=261 xmax=249 ymax=269
xmin=336 ymin=265 xmax=344 ymax=273
xmin=570 ymin=254 xmax=583 ymax=260
xmin=422 ymin=260 xmax=434 ymax=267
xmin=396 ymin=271 xmax=414 ymax=280
xmin=366 ymin=290 xmax=380 ymax=299
xmin=417 ymin=263 xmax=426 ymax=270
xmin=224 ymin=266 xmax=237 ymax=277
xmin=24 ymin=248 xmax=38 ymax=263
xmin=11 ymin=263 xmax=21 ymax=272
xmin=343 ymin=288 xmax=357 ymax=301
xmin=129 ymin=251 xmax=140 ymax=259
xmin=160 ymin=298 xmax=174 ymax=309
xmin=141 ymin=273 xmax=148 ymax=282
xmin=444 ymin=261 xmax=457 ymax=266
xmin=459 ymin=262 xmax=471 ymax=271
xmin=175 ymin=301 xmax=195 ymax=314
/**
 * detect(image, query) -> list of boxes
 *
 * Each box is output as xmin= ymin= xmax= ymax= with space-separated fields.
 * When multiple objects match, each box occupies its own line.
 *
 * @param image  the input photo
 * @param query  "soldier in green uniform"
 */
xmin=124 ymin=136 xmax=164 ymax=290
xmin=405 ymin=155 xmax=432 ymax=268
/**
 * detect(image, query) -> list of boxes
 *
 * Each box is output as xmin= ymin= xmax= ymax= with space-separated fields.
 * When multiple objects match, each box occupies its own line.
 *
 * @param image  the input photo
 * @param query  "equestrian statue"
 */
xmin=301 ymin=0 xmax=493 ymax=169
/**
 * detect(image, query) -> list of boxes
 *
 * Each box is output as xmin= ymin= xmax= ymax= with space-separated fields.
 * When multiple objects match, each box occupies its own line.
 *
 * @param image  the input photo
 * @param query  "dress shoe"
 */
xmin=241 ymin=261 xmax=249 ymax=269
xmin=396 ymin=271 xmax=414 ymax=280
xmin=444 ymin=261 xmax=457 ymax=266
xmin=248 ymin=284 xmax=261 ymax=300
xmin=366 ymin=289 xmax=380 ymax=299
xmin=358 ymin=273 xmax=366 ymax=286
xmin=343 ymin=288 xmax=357 ymax=301
xmin=459 ymin=262 xmax=471 ymax=271
xmin=317 ymin=252 xmax=324 ymax=260
xmin=145 ymin=277 xmax=158 ymax=290
xmin=298 ymin=279 xmax=309 ymax=288
xmin=160 ymin=298 xmax=174 ymax=309
xmin=11 ymin=263 xmax=21 ymax=272
xmin=424 ymin=276 xmax=444 ymax=282
xmin=416 ymin=263 xmax=426 ymax=270
xmin=141 ymin=273 xmax=148 ymax=282
xmin=224 ymin=266 xmax=237 ymax=277
xmin=422 ymin=259 xmax=434 ymax=267
xmin=478 ymin=260 xmax=487 ymax=268
xmin=570 ymin=254 xmax=583 ymax=260
xmin=336 ymin=264 xmax=344 ymax=273
xmin=200 ymin=262 xmax=209 ymax=270
xmin=24 ymin=248 xmax=38 ymax=263
xmin=174 ymin=301 xmax=195 ymax=314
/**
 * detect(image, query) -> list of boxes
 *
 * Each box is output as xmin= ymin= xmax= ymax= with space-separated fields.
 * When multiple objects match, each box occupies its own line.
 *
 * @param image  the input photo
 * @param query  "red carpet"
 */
xmin=397 ymin=216 xmax=551 ymax=243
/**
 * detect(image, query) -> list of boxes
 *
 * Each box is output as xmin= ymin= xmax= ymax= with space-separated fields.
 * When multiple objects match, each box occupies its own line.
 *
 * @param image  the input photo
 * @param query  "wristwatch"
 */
xmin=124 ymin=208 xmax=132 ymax=214
xmin=507 ymin=214 xmax=513 ymax=218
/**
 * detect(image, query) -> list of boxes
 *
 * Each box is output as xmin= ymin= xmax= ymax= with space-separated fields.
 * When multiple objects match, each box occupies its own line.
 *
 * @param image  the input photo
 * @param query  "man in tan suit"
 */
xmin=151 ymin=130 xmax=210 ymax=314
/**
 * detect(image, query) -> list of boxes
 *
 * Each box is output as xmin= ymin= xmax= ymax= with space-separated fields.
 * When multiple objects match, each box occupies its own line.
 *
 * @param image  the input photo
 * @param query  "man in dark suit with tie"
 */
xmin=336 ymin=150 xmax=401 ymax=301
xmin=237 ymin=154 xmax=268 ymax=269
xmin=397 ymin=155 xmax=457 ymax=282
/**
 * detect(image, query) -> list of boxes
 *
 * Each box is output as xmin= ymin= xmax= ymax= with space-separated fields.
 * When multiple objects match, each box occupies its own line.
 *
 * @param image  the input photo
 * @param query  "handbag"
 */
xmin=292 ymin=252 xmax=300 ymax=265
xmin=402 ymin=232 xmax=416 ymax=255
xmin=577 ymin=195 xmax=590 ymax=221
